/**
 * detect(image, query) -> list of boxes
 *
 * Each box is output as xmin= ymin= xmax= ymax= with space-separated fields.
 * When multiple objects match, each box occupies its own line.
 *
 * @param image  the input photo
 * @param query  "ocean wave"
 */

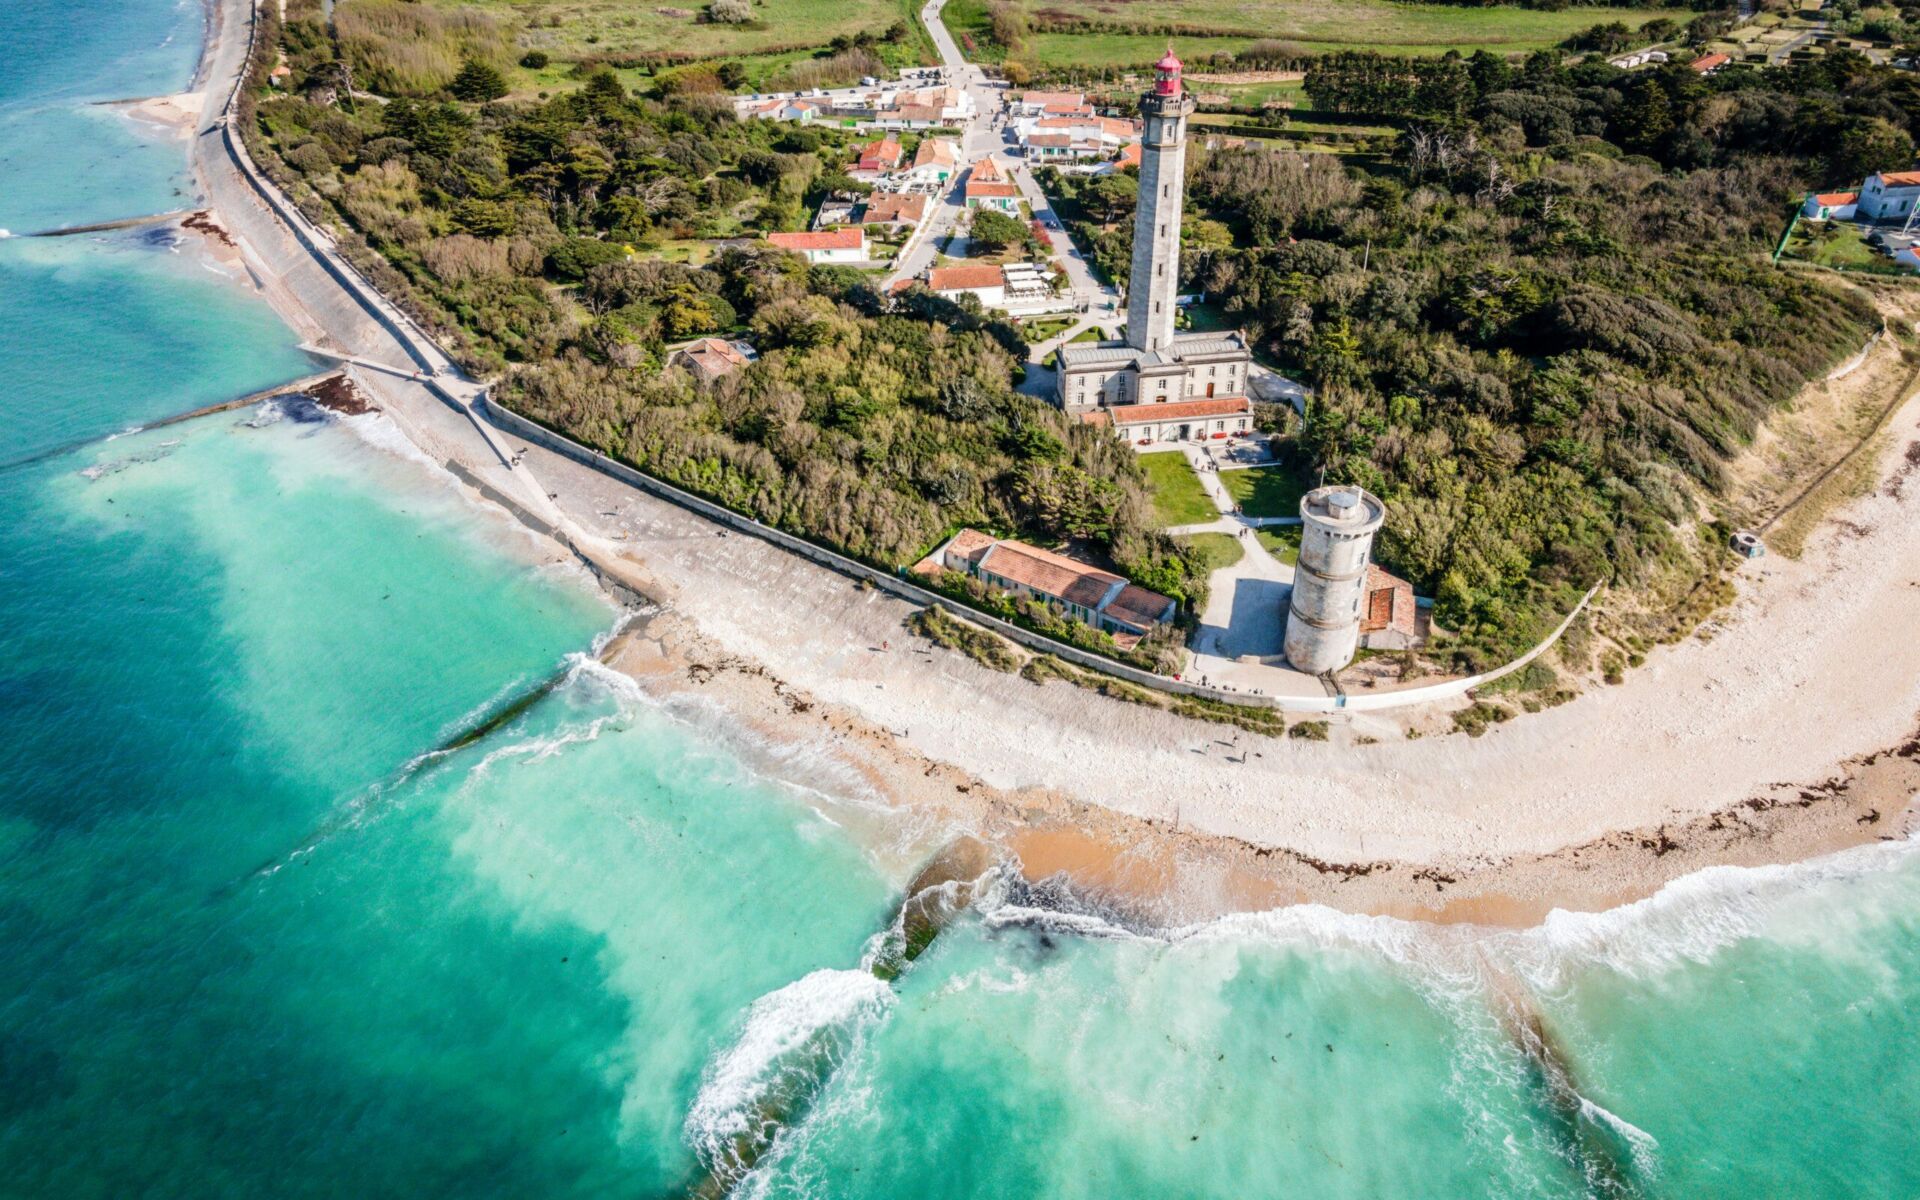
xmin=78 ymin=437 xmax=181 ymax=480
xmin=683 ymin=968 xmax=896 ymax=1189
xmin=1499 ymin=834 xmax=1920 ymax=991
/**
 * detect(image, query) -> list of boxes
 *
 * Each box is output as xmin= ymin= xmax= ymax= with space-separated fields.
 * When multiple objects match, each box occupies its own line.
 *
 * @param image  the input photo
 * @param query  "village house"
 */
xmin=1688 ymin=52 xmax=1731 ymax=75
xmin=765 ymin=226 xmax=868 ymax=264
xmin=1019 ymin=115 xmax=1141 ymax=163
xmin=733 ymin=81 xmax=973 ymax=130
xmin=930 ymin=529 xmax=1177 ymax=644
xmin=899 ymin=137 xmax=960 ymax=185
xmin=851 ymin=136 xmax=903 ymax=177
xmin=1802 ymin=190 xmax=1860 ymax=220
xmin=743 ymin=96 xmax=823 ymax=123
xmin=668 ymin=337 xmax=756 ymax=385
xmin=1008 ymin=90 xmax=1090 ymax=118
xmin=926 ymin=264 xmax=1007 ymax=307
xmin=859 ymin=192 xmax=929 ymax=232
xmin=1856 ymin=171 xmax=1920 ymax=222
xmin=812 ymin=197 xmax=859 ymax=227
xmin=963 ymin=159 xmax=1022 ymax=212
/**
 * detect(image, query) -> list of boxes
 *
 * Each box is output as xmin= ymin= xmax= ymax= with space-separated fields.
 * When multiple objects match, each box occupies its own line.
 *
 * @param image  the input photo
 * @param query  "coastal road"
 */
xmin=190 ymin=0 xmax=592 ymax=544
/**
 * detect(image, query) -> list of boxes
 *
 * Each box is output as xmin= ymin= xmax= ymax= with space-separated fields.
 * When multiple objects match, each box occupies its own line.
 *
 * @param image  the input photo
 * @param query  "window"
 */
xmin=1155 ymin=302 xmax=1162 ymax=314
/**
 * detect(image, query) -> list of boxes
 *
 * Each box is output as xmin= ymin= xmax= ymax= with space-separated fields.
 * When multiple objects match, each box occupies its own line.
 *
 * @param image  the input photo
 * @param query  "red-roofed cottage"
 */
xmin=1802 ymin=191 xmax=1859 ymax=220
xmin=933 ymin=529 xmax=1176 ymax=642
xmin=765 ymin=226 xmax=868 ymax=264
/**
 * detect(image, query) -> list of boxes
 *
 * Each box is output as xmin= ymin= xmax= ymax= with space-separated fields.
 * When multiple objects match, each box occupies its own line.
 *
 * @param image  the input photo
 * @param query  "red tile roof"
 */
xmin=861 ymin=193 xmax=928 ymax=224
xmin=970 ymin=158 xmax=1004 ymax=183
xmin=927 ymin=264 xmax=1004 ymax=291
xmin=1105 ymin=584 xmax=1174 ymax=630
xmin=1688 ymin=52 xmax=1730 ymax=72
xmin=766 ymin=227 xmax=865 ymax=252
xmin=966 ymin=180 xmax=1019 ymax=199
xmin=1107 ymin=396 xmax=1251 ymax=424
xmin=1813 ymin=191 xmax=1859 ymax=205
xmin=1878 ymin=171 xmax=1920 ymax=187
xmin=943 ymin=529 xmax=998 ymax=565
xmin=855 ymin=136 xmax=903 ymax=170
xmin=1360 ymin=564 xmax=1417 ymax=636
xmin=979 ymin=540 xmax=1123 ymax=609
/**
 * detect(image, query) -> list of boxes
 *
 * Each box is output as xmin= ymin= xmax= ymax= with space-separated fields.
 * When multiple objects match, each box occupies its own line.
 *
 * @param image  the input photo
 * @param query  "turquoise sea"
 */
xmin=2 ymin=2 xmax=1916 ymax=1196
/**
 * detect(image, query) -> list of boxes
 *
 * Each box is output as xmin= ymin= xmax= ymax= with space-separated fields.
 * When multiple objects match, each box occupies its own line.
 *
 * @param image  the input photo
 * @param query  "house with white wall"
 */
xmin=927 ymin=264 xmax=1006 ymax=307
xmin=766 ymin=226 xmax=868 ymax=264
xmin=1802 ymin=191 xmax=1859 ymax=220
xmin=1857 ymin=171 xmax=1920 ymax=222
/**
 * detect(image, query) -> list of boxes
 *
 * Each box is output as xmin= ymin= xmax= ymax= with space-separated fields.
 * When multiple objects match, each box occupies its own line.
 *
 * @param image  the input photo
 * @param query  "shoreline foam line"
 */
xmin=0 ymin=369 xmax=345 ymax=475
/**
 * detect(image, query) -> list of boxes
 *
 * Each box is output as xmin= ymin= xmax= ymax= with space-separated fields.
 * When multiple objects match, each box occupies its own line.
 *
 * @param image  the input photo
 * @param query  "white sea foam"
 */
xmin=1579 ymin=1094 xmax=1662 ymax=1181
xmin=683 ymin=968 xmax=895 ymax=1180
xmin=1500 ymin=834 xmax=1920 ymax=991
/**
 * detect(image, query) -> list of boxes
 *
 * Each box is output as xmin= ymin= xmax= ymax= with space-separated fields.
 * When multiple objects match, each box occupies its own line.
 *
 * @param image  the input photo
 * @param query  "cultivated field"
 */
xmin=403 ymin=0 xmax=918 ymax=62
xmin=1006 ymin=0 xmax=1690 ymax=64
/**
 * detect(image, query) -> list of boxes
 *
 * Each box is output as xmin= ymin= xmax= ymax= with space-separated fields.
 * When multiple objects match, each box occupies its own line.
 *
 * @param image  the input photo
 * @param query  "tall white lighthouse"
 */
xmin=1125 ymin=48 xmax=1195 ymax=355
xmin=1054 ymin=46 xmax=1254 ymax=445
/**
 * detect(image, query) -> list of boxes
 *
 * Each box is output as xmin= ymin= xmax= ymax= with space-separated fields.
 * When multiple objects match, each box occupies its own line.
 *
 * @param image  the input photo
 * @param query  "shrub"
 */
xmin=519 ymin=50 xmax=550 ymax=70
xmin=449 ymin=59 xmax=508 ymax=101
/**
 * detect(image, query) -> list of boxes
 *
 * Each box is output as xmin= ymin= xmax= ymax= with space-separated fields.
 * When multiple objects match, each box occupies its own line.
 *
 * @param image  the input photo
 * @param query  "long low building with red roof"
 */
xmin=924 ymin=529 xmax=1177 ymax=644
xmin=764 ymin=226 xmax=868 ymax=264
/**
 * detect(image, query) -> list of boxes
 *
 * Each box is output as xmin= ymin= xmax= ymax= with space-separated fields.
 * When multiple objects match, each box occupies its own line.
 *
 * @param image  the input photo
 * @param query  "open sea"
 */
xmin=2 ymin=2 xmax=1917 ymax=1196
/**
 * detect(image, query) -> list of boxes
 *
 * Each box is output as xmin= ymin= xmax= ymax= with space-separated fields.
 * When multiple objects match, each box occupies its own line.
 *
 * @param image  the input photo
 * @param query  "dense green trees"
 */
xmin=1173 ymin=51 xmax=1892 ymax=666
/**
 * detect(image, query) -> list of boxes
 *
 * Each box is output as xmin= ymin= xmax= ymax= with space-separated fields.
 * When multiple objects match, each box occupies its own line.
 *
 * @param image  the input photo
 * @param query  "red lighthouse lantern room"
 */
xmin=1153 ymin=47 xmax=1183 ymax=97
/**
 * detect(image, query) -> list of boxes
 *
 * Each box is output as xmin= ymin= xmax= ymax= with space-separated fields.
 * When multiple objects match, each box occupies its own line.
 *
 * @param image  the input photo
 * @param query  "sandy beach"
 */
xmin=167 ymin=0 xmax=1920 ymax=926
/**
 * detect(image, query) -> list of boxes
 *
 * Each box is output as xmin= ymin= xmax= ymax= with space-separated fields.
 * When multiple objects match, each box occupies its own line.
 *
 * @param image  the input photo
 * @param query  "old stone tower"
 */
xmin=1284 ymin=485 xmax=1387 ymax=675
xmin=1125 ymin=48 xmax=1195 ymax=354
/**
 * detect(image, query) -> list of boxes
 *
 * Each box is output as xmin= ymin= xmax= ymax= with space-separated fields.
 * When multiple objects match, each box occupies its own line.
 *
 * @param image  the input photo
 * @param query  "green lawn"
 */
xmin=431 ymin=0 xmax=909 ymax=61
xmin=1138 ymin=452 xmax=1220 ymax=527
xmin=1256 ymin=525 xmax=1302 ymax=565
xmin=1221 ymin=466 xmax=1309 ymax=519
xmin=1175 ymin=531 xmax=1245 ymax=572
xmin=1012 ymin=1 xmax=1688 ymax=67
xmin=1782 ymin=223 xmax=1900 ymax=272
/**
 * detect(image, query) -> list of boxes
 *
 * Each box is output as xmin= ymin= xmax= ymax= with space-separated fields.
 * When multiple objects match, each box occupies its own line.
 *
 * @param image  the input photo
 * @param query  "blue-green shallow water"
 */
xmin=3 ymin=1 xmax=1919 ymax=1196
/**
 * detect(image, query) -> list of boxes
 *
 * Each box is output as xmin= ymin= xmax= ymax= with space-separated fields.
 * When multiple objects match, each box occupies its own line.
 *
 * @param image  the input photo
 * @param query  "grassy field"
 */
xmin=434 ymin=0 xmax=909 ymax=60
xmin=1011 ymin=0 xmax=1689 ymax=67
xmin=378 ymin=0 xmax=936 ymax=97
xmin=1781 ymin=223 xmax=1906 ymax=273
xmin=1138 ymin=451 xmax=1220 ymax=527
xmin=1175 ymin=531 xmax=1245 ymax=572
xmin=1255 ymin=524 xmax=1302 ymax=564
xmin=1221 ymin=465 xmax=1308 ymax=518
